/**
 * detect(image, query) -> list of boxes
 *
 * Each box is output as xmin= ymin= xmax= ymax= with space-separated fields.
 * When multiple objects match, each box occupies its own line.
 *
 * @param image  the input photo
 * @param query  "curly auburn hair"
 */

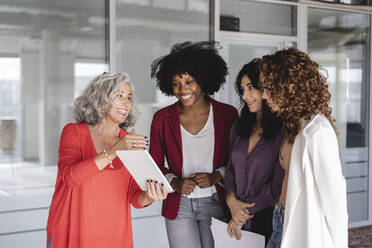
xmin=235 ymin=58 xmax=282 ymax=139
xmin=259 ymin=47 xmax=336 ymax=144
xmin=151 ymin=41 xmax=228 ymax=96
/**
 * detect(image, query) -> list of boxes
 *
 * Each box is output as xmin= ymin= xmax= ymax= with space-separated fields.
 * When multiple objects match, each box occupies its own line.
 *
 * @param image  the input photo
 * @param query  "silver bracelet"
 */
xmin=103 ymin=149 xmax=114 ymax=169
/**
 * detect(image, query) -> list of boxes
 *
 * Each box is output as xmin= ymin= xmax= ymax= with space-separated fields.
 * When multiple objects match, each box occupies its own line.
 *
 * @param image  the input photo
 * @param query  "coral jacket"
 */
xmin=46 ymin=123 xmax=145 ymax=248
xmin=149 ymin=97 xmax=239 ymax=220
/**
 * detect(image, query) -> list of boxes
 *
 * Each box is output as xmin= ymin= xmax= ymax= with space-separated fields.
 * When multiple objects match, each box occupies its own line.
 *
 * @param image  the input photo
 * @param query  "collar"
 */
xmin=301 ymin=113 xmax=323 ymax=137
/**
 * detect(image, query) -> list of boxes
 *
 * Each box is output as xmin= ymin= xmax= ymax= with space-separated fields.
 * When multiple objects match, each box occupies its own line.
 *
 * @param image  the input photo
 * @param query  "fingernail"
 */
xmin=146 ymin=180 xmax=149 ymax=182
xmin=144 ymin=136 xmax=148 ymax=139
xmin=150 ymin=180 xmax=153 ymax=182
xmin=155 ymin=181 xmax=158 ymax=184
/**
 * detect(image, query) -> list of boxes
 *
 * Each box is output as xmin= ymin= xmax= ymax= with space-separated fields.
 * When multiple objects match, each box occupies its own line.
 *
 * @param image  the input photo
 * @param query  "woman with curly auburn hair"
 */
xmin=46 ymin=72 xmax=168 ymax=248
xmin=224 ymin=58 xmax=285 ymax=245
xmin=150 ymin=41 xmax=238 ymax=248
xmin=260 ymin=48 xmax=348 ymax=248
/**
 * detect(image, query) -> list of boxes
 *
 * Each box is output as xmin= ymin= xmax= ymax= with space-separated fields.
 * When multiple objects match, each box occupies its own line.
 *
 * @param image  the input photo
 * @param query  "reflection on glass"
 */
xmin=308 ymin=8 xmax=370 ymax=223
xmin=115 ymin=0 xmax=210 ymax=136
xmin=220 ymin=0 xmax=297 ymax=35
xmin=0 ymin=58 xmax=20 ymax=162
xmin=219 ymin=43 xmax=278 ymax=109
xmin=0 ymin=0 xmax=108 ymax=166
xmin=75 ymin=62 xmax=108 ymax=99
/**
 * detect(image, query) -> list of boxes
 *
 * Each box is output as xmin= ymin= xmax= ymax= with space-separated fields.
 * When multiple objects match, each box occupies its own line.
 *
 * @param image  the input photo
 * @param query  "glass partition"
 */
xmin=115 ymin=1 xmax=211 ymax=246
xmin=116 ymin=0 xmax=210 ymax=135
xmin=308 ymin=8 xmax=370 ymax=223
xmin=0 ymin=0 xmax=108 ymax=167
xmin=220 ymin=0 xmax=297 ymax=35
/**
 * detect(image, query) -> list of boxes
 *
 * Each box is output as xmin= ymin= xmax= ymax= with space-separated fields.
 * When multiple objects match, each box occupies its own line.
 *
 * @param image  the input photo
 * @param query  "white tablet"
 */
xmin=116 ymin=150 xmax=173 ymax=193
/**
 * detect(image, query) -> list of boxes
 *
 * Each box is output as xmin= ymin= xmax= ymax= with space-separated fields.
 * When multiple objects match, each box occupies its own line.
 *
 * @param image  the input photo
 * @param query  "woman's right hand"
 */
xmin=171 ymin=177 xmax=196 ymax=195
xmin=226 ymin=192 xmax=255 ymax=225
xmin=115 ymin=130 xmax=147 ymax=150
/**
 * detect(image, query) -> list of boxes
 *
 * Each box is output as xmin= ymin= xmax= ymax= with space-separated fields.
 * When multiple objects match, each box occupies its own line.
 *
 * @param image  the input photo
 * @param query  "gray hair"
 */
xmin=73 ymin=72 xmax=138 ymax=129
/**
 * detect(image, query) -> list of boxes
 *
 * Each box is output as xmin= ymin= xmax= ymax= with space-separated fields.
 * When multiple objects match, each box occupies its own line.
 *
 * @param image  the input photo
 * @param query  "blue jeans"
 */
xmin=266 ymin=202 xmax=285 ymax=248
xmin=165 ymin=193 xmax=224 ymax=248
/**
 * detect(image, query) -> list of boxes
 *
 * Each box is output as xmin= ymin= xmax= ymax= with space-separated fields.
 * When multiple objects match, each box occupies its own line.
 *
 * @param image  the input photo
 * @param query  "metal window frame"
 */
xmin=108 ymin=0 xmax=116 ymax=72
xmin=212 ymin=0 xmax=372 ymax=228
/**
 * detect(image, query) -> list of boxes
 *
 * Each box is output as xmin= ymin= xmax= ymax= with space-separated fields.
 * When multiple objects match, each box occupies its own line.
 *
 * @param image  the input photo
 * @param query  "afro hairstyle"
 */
xmin=151 ymin=41 xmax=228 ymax=96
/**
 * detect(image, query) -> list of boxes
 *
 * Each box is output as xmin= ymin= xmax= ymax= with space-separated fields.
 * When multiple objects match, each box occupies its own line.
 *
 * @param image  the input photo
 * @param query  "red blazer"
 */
xmin=149 ymin=97 xmax=239 ymax=220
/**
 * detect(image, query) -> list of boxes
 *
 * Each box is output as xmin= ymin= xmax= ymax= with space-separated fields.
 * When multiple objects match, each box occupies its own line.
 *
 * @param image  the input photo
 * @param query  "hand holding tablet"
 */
xmin=116 ymin=150 xmax=173 ymax=193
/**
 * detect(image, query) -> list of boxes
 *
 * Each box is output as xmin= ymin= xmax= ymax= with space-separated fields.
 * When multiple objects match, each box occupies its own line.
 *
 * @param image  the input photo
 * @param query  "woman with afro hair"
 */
xmin=150 ymin=41 xmax=238 ymax=248
xmin=260 ymin=48 xmax=348 ymax=248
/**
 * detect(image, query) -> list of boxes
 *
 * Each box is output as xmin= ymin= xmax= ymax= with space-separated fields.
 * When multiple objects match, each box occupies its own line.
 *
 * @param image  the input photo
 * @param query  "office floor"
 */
xmin=0 ymin=163 xmax=371 ymax=247
xmin=349 ymin=225 xmax=372 ymax=247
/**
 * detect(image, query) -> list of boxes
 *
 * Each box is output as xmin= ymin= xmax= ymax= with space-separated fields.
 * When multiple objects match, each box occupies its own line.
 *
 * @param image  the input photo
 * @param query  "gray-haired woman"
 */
xmin=46 ymin=72 xmax=168 ymax=248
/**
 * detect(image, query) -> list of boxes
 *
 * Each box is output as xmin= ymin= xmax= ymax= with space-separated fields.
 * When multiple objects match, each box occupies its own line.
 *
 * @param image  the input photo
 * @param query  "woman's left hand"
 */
xmin=227 ymin=219 xmax=244 ymax=240
xmin=194 ymin=171 xmax=222 ymax=188
xmin=146 ymin=180 xmax=168 ymax=201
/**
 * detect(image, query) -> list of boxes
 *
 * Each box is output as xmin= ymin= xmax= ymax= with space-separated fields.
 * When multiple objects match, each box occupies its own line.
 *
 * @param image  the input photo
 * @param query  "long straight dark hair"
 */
xmin=235 ymin=58 xmax=282 ymax=139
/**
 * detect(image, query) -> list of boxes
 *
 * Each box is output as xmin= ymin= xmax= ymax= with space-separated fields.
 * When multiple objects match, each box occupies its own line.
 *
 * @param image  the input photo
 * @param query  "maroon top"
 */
xmin=224 ymin=122 xmax=285 ymax=230
xmin=149 ymin=97 xmax=239 ymax=220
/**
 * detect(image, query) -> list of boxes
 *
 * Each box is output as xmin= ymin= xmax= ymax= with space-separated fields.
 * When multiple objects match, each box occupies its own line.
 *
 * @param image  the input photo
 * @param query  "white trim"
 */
xmin=246 ymin=0 xmax=372 ymax=14
xmin=219 ymin=31 xmax=297 ymax=43
xmin=368 ymin=14 xmax=372 ymax=228
xmin=214 ymin=0 xmax=220 ymax=41
xmin=247 ymin=0 xmax=298 ymax=6
xmin=297 ymin=4 xmax=308 ymax=53
xmin=109 ymin=0 xmax=116 ymax=72
xmin=350 ymin=11 xmax=372 ymax=230
xmin=349 ymin=220 xmax=372 ymax=229
xmin=302 ymin=2 xmax=372 ymax=14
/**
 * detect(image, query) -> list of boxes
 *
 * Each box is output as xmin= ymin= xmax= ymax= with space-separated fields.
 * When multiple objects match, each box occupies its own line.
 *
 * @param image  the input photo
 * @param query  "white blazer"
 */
xmin=281 ymin=114 xmax=348 ymax=248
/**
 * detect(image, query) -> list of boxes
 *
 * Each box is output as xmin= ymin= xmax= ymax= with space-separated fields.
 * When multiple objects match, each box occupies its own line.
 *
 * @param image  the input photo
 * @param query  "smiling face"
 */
xmin=106 ymin=82 xmax=132 ymax=125
xmin=171 ymin=73 xmax=204 ymax=107
xmin=240 ymin=75 xmax=263 ymax=113
xmin=262 ymin=89 xmax=280 ymax=112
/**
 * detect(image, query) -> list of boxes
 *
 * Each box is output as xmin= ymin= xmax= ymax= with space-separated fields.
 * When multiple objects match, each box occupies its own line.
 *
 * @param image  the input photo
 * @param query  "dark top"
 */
xmin=224 ymin=121 xmax=285 ymax=232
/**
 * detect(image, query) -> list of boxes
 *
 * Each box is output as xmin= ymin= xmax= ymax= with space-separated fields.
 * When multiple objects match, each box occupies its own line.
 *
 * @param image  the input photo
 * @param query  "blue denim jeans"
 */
xmin=266 ymin=202 xmax=285 ymax=248
xmin=165 ymin=193 xmax=224 ymax=248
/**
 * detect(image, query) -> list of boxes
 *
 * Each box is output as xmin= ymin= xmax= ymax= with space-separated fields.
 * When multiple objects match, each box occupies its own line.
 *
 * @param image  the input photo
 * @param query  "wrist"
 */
xmin=170 ymin=178 xmax=180 ymax=192
xmin=106 ymin=146 xmax=117 ymax=161
xmin=213 ymin=171 xmax=222 ymax=184
xmin=145 ymin=193 xmax=154 ymax=204
xmin=226 ymin=192 xmax=236 ymax=204
xmin=139 ymin=192 xmax=154 ymax=206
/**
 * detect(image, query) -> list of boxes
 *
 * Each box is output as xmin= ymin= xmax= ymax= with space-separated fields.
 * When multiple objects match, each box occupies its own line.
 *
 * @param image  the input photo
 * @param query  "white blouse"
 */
xmin=180 ymin=104 xmax=216 ymax=198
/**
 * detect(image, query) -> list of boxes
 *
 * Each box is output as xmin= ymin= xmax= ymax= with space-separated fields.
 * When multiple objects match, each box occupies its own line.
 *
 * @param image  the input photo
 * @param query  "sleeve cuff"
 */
xmin=165 ymin=173 xmax=177 ymax=184
xmin=131 ymin=191 xmax=151 ymax=209
xmin=216 ymin=167 xmax=225 ymax=187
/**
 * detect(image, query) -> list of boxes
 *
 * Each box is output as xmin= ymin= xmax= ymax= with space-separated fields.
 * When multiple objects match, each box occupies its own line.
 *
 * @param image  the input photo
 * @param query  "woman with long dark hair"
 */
xmin=224 ymin=59 xmax=284 ymax=244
